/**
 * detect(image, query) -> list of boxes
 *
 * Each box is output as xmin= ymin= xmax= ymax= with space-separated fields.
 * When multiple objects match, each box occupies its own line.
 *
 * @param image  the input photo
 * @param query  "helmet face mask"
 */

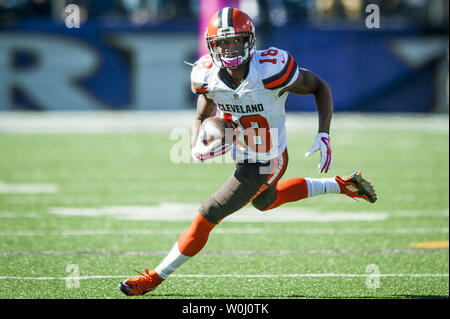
xmin=205 ymin=8 xmax=255 ymax=69
xmin=207 ymin=34 xmax=254 ymax=69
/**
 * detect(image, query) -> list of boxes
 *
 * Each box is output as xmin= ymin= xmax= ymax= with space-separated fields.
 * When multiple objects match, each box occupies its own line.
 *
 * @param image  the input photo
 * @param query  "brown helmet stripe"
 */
xmin=227 ymin=7 xmax=234 ymax=28
xmin=220 ymin=7 xmax=233 ymax=28
xmin=217 ymin=8 xmax=223 ymax=29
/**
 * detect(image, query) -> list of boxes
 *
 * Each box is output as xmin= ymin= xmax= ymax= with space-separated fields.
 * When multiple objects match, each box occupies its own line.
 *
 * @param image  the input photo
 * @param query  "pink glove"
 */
xmin=191 ymin=129 xmax=231 ymax=162
xmin=305 ymin=132 xmax=332 ymax=173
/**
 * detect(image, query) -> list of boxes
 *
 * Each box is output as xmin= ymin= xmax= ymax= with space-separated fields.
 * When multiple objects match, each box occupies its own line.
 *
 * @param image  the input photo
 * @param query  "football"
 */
xmin=201 ymin=117 xmax=234 ymax=144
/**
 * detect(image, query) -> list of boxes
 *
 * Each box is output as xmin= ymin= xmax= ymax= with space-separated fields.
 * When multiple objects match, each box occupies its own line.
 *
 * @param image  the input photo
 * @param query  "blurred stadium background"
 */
xmin=0 ymin=0 xmax=448 ymax=113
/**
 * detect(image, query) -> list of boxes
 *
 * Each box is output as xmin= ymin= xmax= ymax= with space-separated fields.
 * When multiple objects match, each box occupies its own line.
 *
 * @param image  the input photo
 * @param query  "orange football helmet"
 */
xmin=205 ymin=7 xmax=256 ymax=69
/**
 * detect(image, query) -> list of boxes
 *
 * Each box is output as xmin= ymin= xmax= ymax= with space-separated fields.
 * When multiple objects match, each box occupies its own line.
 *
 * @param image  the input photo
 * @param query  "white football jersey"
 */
xmin=191 ymin=47 xmax=300 ymax=162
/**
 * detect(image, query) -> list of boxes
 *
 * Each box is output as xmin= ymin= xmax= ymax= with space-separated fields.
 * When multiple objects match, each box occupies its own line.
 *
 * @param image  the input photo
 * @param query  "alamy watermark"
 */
xmin=365 ymin=264 xmax=380 ymax=290
xmin=66 ymin=264 xmax=80 ymax=289
xmin=169 ymin=126 xmax=279 ymax=175
xmin=65 ymin=4 xmax=80 ymax=29
xmin=365 ymin=4 xmax=380 ymax=29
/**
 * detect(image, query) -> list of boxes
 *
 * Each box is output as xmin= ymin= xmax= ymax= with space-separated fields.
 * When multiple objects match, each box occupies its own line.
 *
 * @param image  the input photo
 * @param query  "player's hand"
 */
xmin=191 ymin=128 xmax=231 ymax=162
xmin=305 ymin=132 xmax=332 ymax=173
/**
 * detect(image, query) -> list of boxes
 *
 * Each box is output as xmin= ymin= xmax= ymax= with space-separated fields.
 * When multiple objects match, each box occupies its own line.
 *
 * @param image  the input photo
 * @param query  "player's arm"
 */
xmin=282 ymin=68 xmax=333 ymax=173
xmin=281 ymin=68 xmax=333 ymax=133
xmin=190 ymin=94 xmax=217 ymax=147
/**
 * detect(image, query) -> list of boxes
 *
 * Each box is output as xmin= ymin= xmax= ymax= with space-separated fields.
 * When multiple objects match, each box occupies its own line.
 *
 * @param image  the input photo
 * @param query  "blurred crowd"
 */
xmin=0 ymin=0 xmax=448 ymax=30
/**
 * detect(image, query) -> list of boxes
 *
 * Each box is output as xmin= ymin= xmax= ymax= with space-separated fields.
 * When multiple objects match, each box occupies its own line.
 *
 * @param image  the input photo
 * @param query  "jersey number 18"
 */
xmin=239 ymin=114 xmax=272 ymax=153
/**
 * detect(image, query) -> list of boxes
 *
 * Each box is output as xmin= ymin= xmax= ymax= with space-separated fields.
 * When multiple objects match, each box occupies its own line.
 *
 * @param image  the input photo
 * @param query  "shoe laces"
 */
xmin=126 ymin=267 xmax=155 ymax=294
xmin=134 ymin=267 xmax=151 ymax=278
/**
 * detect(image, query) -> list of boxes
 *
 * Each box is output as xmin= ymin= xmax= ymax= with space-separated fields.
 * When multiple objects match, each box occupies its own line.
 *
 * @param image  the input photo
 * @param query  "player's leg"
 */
xmin=252 ymin=171 xmax=377 ymax=211
xmin=151 ymin=163 xmax=271 ymax=275
xmin=119 ymin=161 xmax=271 ymax=296
xmin=252 ymin=176 xmax=340 ymax=211
xmin=118 ymin=212 xmax=216 ymax=296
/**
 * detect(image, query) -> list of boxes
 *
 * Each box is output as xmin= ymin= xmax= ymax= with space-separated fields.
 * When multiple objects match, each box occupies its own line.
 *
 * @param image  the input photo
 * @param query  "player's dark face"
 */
xmin=214 ymin=37 xmax=246 ymax=57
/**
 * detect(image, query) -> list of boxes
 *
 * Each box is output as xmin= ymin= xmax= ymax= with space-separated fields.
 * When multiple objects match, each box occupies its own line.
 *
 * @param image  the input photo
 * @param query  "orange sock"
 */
xmin=177 ymin=213 xmax=216 ymax=257
xmin=263 ymin=177 xmax=309 ymax=211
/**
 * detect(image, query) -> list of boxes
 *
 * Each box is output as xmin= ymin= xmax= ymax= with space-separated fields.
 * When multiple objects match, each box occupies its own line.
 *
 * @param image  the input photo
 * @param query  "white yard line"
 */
xmin=0 ymin=202 xmax=447 ymax=223
xmin=0 ymin=181 xmax=59 ymax=194
xmin=0 ymin=112 xmax=447 ymax=133
xmin=0 ymin=273 xmax=447 ymax=281
xmin=1 ymin=205 xmax=448 ymax=219
xmin=0 ymin=248 xmax=447 ymax=255
xmin=49 ymin=204 xmax=390 ymax=222
xmin=48 ymin=204 xmax=449 ymax=222
xmin=1 ymin=209 xmax=447 ymax=220
xmin=0 ymin=227 xmax=447 ymax=236
xmin=0 ymin=212 xmax=39 ymax=218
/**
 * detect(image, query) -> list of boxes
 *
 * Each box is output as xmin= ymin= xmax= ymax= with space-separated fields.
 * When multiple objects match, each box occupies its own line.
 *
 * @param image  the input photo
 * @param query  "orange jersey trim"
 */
xmin=262 ymin=54 xmax=298 ymax=90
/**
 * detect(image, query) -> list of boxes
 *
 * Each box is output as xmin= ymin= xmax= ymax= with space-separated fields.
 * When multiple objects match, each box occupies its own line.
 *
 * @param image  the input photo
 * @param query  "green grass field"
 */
xmin=0 ymin=112 xmax=448 ymax=299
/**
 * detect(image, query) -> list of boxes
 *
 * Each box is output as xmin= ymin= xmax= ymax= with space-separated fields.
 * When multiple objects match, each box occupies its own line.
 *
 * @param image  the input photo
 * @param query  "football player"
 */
xmin=119 ymin=7 xmax=377 ymax=296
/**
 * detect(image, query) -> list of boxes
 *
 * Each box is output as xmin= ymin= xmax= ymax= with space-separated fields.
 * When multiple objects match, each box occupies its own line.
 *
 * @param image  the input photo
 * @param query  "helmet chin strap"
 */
xmin=218 ymin=43 xmax=252 ymax=69
xmin=221 ymin=55 xmax=244 ymax=69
